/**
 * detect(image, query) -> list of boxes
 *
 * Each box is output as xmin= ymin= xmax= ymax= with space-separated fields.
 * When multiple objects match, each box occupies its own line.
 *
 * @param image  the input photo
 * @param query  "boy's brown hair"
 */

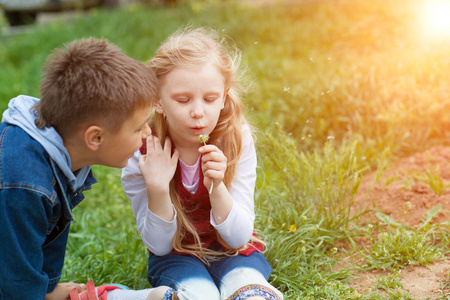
xmin=35 ymin=38 xmax=157 ymax=137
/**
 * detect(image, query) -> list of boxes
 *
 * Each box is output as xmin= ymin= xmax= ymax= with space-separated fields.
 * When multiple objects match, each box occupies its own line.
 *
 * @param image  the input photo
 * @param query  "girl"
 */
xmin=121 ymin=27 xmax=283 ymax=300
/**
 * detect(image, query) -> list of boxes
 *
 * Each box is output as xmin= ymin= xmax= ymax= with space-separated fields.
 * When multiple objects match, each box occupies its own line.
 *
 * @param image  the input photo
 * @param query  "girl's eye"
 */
xmin=205 ymin=96 xmax=218 ymax=102
xmin=175 ymin=98 xmax=189 ymax=103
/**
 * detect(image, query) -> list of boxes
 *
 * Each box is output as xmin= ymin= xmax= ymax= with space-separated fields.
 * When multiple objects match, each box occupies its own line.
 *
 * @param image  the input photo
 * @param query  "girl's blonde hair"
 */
xmin=147 ymin=27 xmax=260 ymax=262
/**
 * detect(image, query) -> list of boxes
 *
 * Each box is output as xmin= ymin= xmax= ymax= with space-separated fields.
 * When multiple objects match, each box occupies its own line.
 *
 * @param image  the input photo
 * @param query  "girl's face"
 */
xmin=156 ymin=62 xmax=226 ymax=148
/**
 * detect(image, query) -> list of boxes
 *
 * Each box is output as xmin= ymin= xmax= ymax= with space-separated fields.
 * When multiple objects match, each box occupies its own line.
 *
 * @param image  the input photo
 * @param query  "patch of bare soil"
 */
xmin=349 ymin=146 xmax=450 ymax=299
xmin=349 ymin=261 xmax=450 ymax=299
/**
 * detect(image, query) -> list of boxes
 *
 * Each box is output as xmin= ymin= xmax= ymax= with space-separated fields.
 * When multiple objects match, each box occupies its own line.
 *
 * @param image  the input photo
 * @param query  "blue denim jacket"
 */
xmin=0 ymin=124 xmax=97 ymax=300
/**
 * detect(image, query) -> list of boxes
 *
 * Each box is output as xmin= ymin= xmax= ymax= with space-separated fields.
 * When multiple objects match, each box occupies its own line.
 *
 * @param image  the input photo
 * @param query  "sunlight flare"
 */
xmin=421 ymin=0 xmax=450 ymax=40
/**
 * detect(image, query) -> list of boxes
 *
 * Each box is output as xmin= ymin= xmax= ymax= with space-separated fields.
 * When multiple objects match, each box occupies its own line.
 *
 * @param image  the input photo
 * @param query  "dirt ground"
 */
xmin=349 ymin=146 xmax=450 ymax=299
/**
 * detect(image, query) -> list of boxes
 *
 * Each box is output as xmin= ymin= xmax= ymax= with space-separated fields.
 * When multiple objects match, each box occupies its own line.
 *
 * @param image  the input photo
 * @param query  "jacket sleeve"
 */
xmin=121 ymin=151 xmax=177 ymax=256
xmin=0 ymin=188 xmax=53 ymax=300
xmin=211 ymin=125 xmax=257 ymax=249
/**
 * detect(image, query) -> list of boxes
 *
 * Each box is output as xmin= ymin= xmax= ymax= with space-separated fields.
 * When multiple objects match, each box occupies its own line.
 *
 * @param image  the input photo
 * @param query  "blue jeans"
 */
xmin=147 ymin=252 xmax=283 ymax=300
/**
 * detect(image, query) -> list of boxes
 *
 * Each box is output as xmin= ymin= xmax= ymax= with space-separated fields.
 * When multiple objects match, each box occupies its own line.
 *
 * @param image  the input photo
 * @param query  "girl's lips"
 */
xmin=191 ymin=127 xmax=205 ymax=134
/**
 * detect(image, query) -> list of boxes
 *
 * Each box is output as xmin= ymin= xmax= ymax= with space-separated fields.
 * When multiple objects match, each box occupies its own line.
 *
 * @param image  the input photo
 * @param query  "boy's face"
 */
xmin=97 ymin=106 xmax=152 ymax=168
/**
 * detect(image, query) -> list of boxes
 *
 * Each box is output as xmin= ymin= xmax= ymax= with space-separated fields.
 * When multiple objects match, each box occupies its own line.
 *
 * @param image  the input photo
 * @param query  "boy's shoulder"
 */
xmin=0 ymin=123 xmax=56 ymax=196
xmin=0 ymin=121 xmax=47 ymax=153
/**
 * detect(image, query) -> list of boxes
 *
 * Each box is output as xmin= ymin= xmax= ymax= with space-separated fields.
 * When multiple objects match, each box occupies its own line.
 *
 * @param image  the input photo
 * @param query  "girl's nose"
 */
xmin=191 ymin=103 xmax=204 ymax=119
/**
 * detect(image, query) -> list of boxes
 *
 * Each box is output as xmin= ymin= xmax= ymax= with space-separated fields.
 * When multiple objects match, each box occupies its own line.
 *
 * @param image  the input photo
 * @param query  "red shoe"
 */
xmin=69 ymin=280 xmax=127 ymax=300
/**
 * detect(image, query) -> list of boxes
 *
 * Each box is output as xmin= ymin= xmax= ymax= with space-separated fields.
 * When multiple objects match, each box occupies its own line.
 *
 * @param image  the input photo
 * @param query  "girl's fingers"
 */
xmin=163 ymin=136 xmax=179 ymax=163
xmin=140 ymin=136 xmax=178 ymax=169
xmin=201 ymin=147 xmax=226 ymax=183
xmin=198 ymin=144 xmax=219 ymax=153
xmin=204 ymin=168 xmax=225 ymax=180
xmin=198 ymin=145 xmax=225 ymax=157
xmin=172 ymin=147 xmax=180 ymax=162
xmin=202 ymin=157 xmax=227 ymax=172
xmin=144 ymin=135 xmax=164 ymax=154
xmin=201 ymin=150 xmax=227 ymax=164
xmin=203 ymin=175 xmax=213 ymax=192
xmin=164 ymin=136 xmax=172 ymax=154
xmin=146 ymin=135 xmax=153 ymax=151
xmin=152 ymin=135 xmax=161 ymax=150
xmin=202 ymin=160 xmax=226 ymax=173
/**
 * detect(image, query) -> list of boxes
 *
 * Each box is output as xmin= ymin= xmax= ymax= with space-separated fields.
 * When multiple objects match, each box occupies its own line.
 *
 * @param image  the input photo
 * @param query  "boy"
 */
xmin=0 ymin=38 xmax=157 ymax=300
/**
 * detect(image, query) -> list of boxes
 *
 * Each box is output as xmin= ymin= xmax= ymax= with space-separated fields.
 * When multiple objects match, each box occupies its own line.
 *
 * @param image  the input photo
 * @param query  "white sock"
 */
xmin=107 ymin=288 xmax=154 ymax=300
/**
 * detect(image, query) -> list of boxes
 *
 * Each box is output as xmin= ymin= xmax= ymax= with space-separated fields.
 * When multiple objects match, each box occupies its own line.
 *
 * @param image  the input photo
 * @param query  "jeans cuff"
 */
xmin=163 ymin=288 xmax=178 ymax=300
xmin=226 ymin=284 xmax=282 ymax=300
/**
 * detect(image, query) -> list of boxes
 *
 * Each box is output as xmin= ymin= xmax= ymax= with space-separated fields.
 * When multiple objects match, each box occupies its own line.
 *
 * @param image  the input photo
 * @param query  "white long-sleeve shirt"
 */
xmin=121 ymin=125 xmax=257 ymax=256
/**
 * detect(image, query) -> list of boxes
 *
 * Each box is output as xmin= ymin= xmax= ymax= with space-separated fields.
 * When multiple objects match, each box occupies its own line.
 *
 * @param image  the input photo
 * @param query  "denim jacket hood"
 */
xmin=2 ymin=95 xmax=90 ymax=191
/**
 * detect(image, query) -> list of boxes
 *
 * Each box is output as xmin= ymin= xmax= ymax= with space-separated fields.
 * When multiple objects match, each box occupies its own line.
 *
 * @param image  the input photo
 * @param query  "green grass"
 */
xmin=2 ymin=0 xmax=450 ymax=298
xmin=407 ymin=167 xmax=450 ymax=196
xmin=62 ymin=167 xmax=150 ymax=288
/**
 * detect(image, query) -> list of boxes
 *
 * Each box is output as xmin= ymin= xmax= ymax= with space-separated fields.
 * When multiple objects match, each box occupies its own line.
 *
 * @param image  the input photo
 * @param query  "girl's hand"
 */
xmin=45 ymin=282 xmax=86 ymax=300
xmin=139 ymin=136 xmax=179 ymax=192
xmin=199 ymin=145 xmax=227 ymax=193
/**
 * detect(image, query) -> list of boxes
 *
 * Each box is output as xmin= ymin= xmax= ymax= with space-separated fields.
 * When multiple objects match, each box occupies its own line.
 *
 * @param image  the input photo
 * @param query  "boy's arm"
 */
xmin=122 ymin=150 xmax=177 ymax=256
xmin=0 ymin=188 xmax=53 ymax=299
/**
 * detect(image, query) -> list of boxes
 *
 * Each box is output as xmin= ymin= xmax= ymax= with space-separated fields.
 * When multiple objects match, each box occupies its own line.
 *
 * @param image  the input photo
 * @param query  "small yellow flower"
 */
xmin=378 ymin=232 xmax=389 ymax=240
xmin=289 ymin=225 xmax=297 ymax=233
xmin=199 ymin=134 xmax=209 ymax=145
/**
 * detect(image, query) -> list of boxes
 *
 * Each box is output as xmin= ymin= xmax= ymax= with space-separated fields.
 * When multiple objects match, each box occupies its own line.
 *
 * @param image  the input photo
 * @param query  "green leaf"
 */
xmin=419 ymin=205 xmax=442 ymax=229
xmin=375 ymin=212 xmax=412 ymax=230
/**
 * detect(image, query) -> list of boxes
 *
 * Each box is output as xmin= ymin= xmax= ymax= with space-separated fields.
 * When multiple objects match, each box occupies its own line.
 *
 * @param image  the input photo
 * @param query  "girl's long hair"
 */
xmin=147 ymin=27 xmax=261 ymax=262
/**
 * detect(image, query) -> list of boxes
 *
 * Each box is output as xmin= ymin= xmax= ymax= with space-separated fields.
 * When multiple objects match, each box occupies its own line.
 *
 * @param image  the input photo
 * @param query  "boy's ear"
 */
xmin=154 ymin=99 xmax=164 ymax=114
xmin=84 ymin=125 xmax=104 ymax=151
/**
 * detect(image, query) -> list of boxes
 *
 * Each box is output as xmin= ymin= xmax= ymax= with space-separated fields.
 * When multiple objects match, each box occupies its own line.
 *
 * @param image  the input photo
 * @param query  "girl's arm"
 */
xmin=121 ymin=137 xmax=179 ymax=256
xmin=200 ymin=125 xmax=257 ymax=249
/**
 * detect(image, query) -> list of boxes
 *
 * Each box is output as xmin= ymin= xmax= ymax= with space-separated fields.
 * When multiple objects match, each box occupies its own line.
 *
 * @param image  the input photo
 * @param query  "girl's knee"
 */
xmin=146 ymin=281 xmax=220 ymax=300
xmin=178 ymin=284 xmax=220 ymax=300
